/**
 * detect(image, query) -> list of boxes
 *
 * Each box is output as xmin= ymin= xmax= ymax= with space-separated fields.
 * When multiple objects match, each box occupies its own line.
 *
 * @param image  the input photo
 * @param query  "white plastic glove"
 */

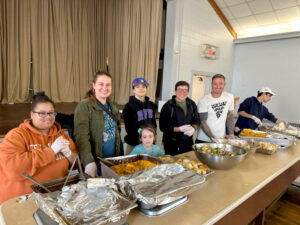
xmin=184 ymin=126 xmax=195 ymax=136
xmin=251 ymin=116 xmax=262 ymax=125
xmin=288 ymin=125 xmax=298 ymax=131
xmin=234 ymin=127 xmax=241 ymax=133
xmin=51 ymin=136 xmax=69 ymax=154
xmin=61 ymin=146 xmax=72 ymax=158
xmin=178 ymin=124 xmax=192 ymax=132
xmin=85 ymin=162 xmax=97 ymax=178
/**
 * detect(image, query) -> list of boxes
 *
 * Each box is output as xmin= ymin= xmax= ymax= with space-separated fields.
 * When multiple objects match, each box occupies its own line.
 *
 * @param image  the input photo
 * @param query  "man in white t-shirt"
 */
xmin=196 ymin=74 xmax=235 ymax=143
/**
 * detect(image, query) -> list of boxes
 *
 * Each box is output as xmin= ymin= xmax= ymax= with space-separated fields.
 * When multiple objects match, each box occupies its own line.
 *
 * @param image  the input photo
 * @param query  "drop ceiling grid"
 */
xmin=214 ymin=0 xmax=300 ymax=37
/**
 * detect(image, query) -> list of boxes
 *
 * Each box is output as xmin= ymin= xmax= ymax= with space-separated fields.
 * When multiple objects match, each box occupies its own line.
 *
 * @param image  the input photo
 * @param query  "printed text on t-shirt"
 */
xmin=211 ymin=101 xmax=227 ymax=119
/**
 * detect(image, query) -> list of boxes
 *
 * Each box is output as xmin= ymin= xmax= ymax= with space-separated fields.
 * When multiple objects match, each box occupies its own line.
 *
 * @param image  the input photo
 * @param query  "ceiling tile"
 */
xmin=222 ymin=7 xmax=235 ymax=19
xmin=270 ymin=0 xmax=297 ymax=10
xmin=255 ymin=12 xmax=278 ymax=26
xmin=229 ymin=19 xmax=242 ymax=32
xmin=248 ymin=0 xmax=273 ymax=14
xmin=215 ymin=0 xmax=227 ymax=9
xmin=223 ymin=0 xmax=246 ymax=7
xmin=229 ymin=3 xmax=252 ymax=18
xmin=237 ymin=15 xmax=258 ymax=29
xmin=275 ymin=7 xmax=300 ymax=23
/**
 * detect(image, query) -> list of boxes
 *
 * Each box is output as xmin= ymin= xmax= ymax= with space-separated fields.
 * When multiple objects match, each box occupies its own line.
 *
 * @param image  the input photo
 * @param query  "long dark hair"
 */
xmin=86 ymin=70 xmax=112 ymax=100
xmin=31 ymin=92 xmax=54 ymax=111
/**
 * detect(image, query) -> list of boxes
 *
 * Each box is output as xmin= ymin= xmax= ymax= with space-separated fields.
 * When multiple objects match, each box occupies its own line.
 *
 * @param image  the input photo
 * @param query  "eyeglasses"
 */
xmin=176 ymin=88 xmax=189 ymax=93
xmin=32 ymin=111 xmax=57 ymax=118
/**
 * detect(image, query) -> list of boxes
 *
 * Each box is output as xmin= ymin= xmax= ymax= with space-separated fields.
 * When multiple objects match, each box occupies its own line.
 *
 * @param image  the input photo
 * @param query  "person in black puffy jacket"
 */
xmin=123 ymin=78 xmax=157 ymax=154
xmin=159 ymin=81 xmax=200 ymax=155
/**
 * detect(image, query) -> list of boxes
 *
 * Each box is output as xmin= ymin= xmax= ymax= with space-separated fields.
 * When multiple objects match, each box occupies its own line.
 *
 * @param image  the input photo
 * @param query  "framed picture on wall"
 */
xmin=200 ymin=44 xmax=219 ymax=59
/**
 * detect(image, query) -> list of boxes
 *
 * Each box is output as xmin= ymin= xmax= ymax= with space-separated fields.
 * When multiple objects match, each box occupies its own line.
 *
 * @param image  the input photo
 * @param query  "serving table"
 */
xmin=1 ymin=141 xmax=300 ymax=225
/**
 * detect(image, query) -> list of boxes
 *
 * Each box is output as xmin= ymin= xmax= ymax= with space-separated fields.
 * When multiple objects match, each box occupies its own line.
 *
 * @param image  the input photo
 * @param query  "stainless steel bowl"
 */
xmin=193 ymin=143 xmax=248 ymax=170
xmin=214 ymin=139 xmax=259 ymax=158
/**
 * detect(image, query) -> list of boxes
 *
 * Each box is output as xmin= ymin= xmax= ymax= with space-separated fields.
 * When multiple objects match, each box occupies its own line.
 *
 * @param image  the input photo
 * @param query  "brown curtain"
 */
xmin=101 ymin=0 xmax=162 ymax=104
xmin=0 ymin=0 xmax=162 ymax=104
xmin=0 ymin=0 xmax=4 ymax=101
xmin=0 ymin=0 xmax=31 ymax=103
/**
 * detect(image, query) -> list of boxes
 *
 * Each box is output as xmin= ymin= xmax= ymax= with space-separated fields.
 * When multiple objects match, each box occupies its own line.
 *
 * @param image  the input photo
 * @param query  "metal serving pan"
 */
xmin=240 ymin=132 xmax=294 ymax=148
xmin=31 ymin=173 xmax=89 ymax=193
xmin=100 ymin=154 xmax=165 ymax=179
xmin=259 ymin=125 xmax=300 ymax=138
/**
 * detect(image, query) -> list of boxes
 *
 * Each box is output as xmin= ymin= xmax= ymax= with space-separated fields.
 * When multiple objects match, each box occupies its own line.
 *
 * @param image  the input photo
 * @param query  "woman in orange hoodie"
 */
xmin=0 ymin=92 xmax=77 ymax=204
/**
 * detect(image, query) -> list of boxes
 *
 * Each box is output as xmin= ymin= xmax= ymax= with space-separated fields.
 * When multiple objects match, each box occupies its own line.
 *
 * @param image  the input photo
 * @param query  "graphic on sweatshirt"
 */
xmin=137 ymin=109 xmax=154 ymax=121
xmin=30 ymin=143 xmax=66 ymax=160
xmin=211 ymin=101 xmax=227 ymax=119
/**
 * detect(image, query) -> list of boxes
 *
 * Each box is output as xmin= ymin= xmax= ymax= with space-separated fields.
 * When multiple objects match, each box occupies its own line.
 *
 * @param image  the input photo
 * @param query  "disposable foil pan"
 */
xmin=118 ymin=164 xmax=205 ymax=209
xmin=240 ymin=133 xmax=293 ymax=148
xmin=34 ymin=179 xmax=137 ymax=225
xmin=31 ymin=173 xmax=89 ymax=193
xmin=160 ymin=155 xmax=215 ymax=177
xmin=100 ymin=154 xmax=165 ymax=179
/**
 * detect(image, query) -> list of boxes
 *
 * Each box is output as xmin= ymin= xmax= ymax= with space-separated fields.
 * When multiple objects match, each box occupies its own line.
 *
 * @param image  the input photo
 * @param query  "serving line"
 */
xmin=1 ymin=141 xmax=300 ymax=225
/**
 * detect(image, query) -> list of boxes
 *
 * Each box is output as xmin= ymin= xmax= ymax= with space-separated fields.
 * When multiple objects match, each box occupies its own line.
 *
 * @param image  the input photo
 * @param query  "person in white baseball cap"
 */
xmin=234 ymin=86 xmax=285 ymax=133
xmin=258 ymin=87 xmax=276 ymax=96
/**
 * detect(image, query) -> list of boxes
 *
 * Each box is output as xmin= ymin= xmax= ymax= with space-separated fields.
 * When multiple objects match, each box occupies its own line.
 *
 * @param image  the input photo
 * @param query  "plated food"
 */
xmin=110 ymin=160 xmax=157 ymax=176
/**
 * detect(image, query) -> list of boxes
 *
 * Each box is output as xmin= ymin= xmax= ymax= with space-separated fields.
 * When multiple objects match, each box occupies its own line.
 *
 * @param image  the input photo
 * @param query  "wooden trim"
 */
xmin=207 ymin=0 xmax=237 ymax=39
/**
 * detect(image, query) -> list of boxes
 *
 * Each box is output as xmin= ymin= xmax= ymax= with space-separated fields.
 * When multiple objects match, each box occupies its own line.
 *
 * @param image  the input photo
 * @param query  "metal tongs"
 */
xmin=22 ymin=172 xmax=51 ymax=193
xmin=22 ymin=155 xmax=86 ymax=193
xmin=62 ymin=155 xmax=86 ymax=188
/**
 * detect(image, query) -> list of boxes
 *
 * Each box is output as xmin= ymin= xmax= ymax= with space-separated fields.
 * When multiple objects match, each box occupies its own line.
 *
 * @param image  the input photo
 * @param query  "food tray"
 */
xmin=258 ymin=125 xmax=300 ymax=138
xmin=34 ymin=181 xmax=137 ymax=225
xmin=139 ymin=196 xmax=188 ymax=217
xmin=31 ymin=173 xmax=89 ymax=193
xmin=117 ymin=164 xmax=205 ymax=209
xmin=239 ymin=134 xmax=293 ymax=148
xmin=100 ymin=154 xmax=165 ymax=179
xmin=160 ymin=155 xmax=215 ymax=177
xmin=256 ymin=147 xmax=277 ymax=155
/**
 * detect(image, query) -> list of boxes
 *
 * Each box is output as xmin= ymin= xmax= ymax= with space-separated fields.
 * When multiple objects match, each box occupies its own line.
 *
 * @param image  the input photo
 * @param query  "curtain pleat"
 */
xmin=0 ymin=0 xmax=162 ymax=104
xmin=1 ymin=0 xmax=31 ymax=103
xmin=0 ymin=0 xmax=5 ymax=101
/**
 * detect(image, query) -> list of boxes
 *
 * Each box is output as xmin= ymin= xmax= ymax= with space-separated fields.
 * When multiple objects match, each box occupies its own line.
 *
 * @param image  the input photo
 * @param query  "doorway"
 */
xmin=191 ymin=75 xmax=206 ymax=104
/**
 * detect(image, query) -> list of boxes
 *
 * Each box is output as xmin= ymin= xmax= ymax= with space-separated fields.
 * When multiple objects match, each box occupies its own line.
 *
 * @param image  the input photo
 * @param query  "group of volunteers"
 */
xmin=0 ymin=71 xmax=283 ymax=204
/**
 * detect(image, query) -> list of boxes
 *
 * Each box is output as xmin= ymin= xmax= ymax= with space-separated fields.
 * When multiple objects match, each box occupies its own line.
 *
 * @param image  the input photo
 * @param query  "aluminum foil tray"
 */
xmin=259 ymin=125 xmax=300 ymax=138
xmin=34 ymin=179 xmax=137 ymax=225
xmin=100 ymin=154 xmax=165 ymax=179
xmin=256 ymin=148 xmax=277 ymax=155
xmin=118 ymin=164 xmax=205 ymax=209
xmin=31 ymin=173 xmax=89 ymax=193
xmin=139 ymin=196 xmax=188 ymax=217
xmin=239 ymin=134 xmax=293 ymax=148
xmin=160 ymin=155 xmax=214 ymax=177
